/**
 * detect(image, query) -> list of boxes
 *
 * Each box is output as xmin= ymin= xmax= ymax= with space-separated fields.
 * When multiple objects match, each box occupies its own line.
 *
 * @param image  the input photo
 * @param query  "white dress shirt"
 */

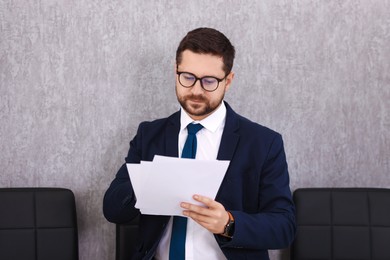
xmin=154 ymin=102 xmax=227 ymax=260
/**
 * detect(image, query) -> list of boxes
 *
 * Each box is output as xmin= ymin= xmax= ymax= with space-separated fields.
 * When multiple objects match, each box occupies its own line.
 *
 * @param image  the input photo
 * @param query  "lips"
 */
xmin=189 ymin=98 xmax=203 ymax=103
xmin=187 ymin=95 xmax=206 ymax=103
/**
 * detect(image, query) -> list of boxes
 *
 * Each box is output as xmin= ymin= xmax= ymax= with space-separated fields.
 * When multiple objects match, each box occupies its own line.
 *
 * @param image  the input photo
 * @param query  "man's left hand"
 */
xmin=181 ymin=194 xmax=229 ymax=234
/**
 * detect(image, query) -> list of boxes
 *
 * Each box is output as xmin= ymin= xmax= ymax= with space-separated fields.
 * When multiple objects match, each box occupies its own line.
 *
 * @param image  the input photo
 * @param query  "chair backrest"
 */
xmin=0 ymin=188 xmax=79 ymax=260
xmin=116 ymin=216 xmax=139 ymax=260
xmin=291 ymin=188 xmax=390 ymax=260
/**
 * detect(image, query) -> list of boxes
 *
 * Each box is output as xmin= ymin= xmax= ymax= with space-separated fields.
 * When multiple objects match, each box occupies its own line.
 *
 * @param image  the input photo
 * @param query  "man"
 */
xmin=103 ymin=27 xmax=296 ymax=260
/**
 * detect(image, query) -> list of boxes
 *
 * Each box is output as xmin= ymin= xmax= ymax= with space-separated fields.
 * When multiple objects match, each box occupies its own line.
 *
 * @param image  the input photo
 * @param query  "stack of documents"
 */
xmin=126 ymin=155 xmax=230 ymax=216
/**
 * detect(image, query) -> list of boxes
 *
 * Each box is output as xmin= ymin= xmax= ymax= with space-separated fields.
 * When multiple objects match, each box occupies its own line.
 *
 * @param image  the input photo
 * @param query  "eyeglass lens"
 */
xmin=179 ymin=72 xmax=219 ymax=91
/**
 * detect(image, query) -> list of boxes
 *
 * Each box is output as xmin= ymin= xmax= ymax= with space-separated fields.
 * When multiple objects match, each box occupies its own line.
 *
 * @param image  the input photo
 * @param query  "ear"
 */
xmin=224 ymin=72 xmax=235 ymax=92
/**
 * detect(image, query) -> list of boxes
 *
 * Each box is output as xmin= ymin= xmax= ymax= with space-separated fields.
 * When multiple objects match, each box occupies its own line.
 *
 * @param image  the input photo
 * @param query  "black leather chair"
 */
xmin=116 ymin=216 xmax=139 ymax=260
xmin=0 ymin=188 xmax=79 ymax=260
xmin=291 ymin=188 xmax=390 ymax=260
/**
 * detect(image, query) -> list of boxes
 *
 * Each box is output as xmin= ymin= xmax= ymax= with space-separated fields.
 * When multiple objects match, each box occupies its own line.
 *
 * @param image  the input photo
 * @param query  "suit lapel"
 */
xmin=217 ymin=102 xmax=240 ymax=161
xmin=165 ymin=111 xmax=180 ymax=157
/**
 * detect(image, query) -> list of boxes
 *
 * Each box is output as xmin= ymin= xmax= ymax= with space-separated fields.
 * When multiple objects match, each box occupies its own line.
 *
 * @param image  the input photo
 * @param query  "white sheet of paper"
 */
xmin=126 ymin=156 xmax=230 ymax=216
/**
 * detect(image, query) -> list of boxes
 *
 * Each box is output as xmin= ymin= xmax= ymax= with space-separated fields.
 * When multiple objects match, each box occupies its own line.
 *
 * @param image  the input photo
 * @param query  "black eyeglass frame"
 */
xmin=176 ymin=71 xmax=227 ymax=92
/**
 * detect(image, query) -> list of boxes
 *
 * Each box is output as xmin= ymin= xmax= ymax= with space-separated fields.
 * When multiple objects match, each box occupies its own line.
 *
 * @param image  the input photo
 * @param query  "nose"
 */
xmin=191 ymin=79 xmax=204 ymax=95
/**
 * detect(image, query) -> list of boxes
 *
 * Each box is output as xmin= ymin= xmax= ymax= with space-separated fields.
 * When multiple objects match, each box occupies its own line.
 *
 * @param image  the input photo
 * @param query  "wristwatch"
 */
xmin=221 ymin=211 xmax=235 ymax=238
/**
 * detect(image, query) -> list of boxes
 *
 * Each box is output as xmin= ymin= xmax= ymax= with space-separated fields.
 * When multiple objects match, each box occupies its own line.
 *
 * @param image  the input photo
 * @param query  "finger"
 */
xmin=181 ymin=202 xmax=210 ymax=215
xmin=183 ymin=210 xmax=215 ymax=225
xmin=193 ymin=195 xmax=227 ymax=213
xmin=193 ymin=194 xmax=218 ymax=208
xmin=182 ymin=203 xmax=225 ymax=225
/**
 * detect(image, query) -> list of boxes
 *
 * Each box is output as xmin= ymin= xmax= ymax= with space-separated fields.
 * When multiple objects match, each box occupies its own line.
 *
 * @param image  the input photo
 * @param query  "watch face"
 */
xmin=223 ymin=211 xmax=235 ymax=238
xmin=224 ymin=220 xmax=235 ymax=237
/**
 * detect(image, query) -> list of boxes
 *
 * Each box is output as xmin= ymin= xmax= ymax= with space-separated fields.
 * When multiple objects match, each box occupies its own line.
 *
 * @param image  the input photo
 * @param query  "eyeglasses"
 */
xmin=176 ymin=71 xmax=226 ymax=92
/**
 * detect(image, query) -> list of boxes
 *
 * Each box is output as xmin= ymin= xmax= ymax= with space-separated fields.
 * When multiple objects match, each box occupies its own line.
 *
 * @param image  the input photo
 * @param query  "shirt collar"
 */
xmin=180 ymin=102 xmax=227 ymax=133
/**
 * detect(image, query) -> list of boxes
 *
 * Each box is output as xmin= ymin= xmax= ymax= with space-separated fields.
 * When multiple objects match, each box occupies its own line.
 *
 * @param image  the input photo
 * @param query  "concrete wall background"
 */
xmin=1 ymin=1 xmax=389 ymax=259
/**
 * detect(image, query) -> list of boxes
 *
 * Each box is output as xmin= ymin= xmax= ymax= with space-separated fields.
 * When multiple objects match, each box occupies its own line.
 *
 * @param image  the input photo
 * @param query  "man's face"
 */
xmin=176 ymin=50 xmax=234 ymax=121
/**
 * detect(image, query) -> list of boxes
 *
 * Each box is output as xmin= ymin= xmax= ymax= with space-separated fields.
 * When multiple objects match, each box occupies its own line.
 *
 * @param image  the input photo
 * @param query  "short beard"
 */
xmin=177 ymin=92 xmax=224 ymax=119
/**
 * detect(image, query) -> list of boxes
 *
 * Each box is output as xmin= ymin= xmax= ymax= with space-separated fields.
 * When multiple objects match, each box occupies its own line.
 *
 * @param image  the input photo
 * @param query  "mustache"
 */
xmin=185 ymin=94 xmax=207 ymax=102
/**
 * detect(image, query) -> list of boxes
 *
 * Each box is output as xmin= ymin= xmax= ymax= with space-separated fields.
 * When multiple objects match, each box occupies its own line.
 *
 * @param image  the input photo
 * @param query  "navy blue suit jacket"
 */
xmin=103 ymin=102 xmax=296 ymax=260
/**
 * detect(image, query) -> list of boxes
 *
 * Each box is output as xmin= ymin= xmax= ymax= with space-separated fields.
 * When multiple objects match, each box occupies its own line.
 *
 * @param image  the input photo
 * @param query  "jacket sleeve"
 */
xmin=103 ymin=124 xmax=144 ymax=224
xmin=216 ymin=134 xmax=296 ymax=250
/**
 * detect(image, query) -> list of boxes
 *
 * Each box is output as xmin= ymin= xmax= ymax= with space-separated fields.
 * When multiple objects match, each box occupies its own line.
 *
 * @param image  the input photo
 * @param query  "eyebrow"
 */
xmin=176 ymin=68 xmax=225 ymax=79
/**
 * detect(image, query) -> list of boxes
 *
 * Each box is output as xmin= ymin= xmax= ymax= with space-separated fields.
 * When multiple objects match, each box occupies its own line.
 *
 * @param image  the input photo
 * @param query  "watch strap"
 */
xmin=221 ymin=210 xmax=235 ymax=238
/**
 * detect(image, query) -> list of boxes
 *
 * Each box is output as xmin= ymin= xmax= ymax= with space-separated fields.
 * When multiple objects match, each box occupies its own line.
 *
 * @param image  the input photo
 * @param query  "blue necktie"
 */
xmin=169 ymin=123 xmax=203 ymax=260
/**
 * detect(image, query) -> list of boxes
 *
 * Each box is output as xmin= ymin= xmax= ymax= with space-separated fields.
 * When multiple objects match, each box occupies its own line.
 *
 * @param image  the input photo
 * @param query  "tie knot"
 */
xmin=187 ymin=123 xmax=203 ymax=135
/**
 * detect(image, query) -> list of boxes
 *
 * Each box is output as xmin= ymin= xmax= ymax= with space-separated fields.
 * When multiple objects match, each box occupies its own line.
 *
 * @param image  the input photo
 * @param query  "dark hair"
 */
xmin=176 ymin=27 xmax=235 ymax=75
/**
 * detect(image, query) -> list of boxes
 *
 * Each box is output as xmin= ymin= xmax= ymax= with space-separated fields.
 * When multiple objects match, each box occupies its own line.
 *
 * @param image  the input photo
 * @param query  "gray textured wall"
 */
xmin=1 ymin=1 xmax=389 ymax=259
